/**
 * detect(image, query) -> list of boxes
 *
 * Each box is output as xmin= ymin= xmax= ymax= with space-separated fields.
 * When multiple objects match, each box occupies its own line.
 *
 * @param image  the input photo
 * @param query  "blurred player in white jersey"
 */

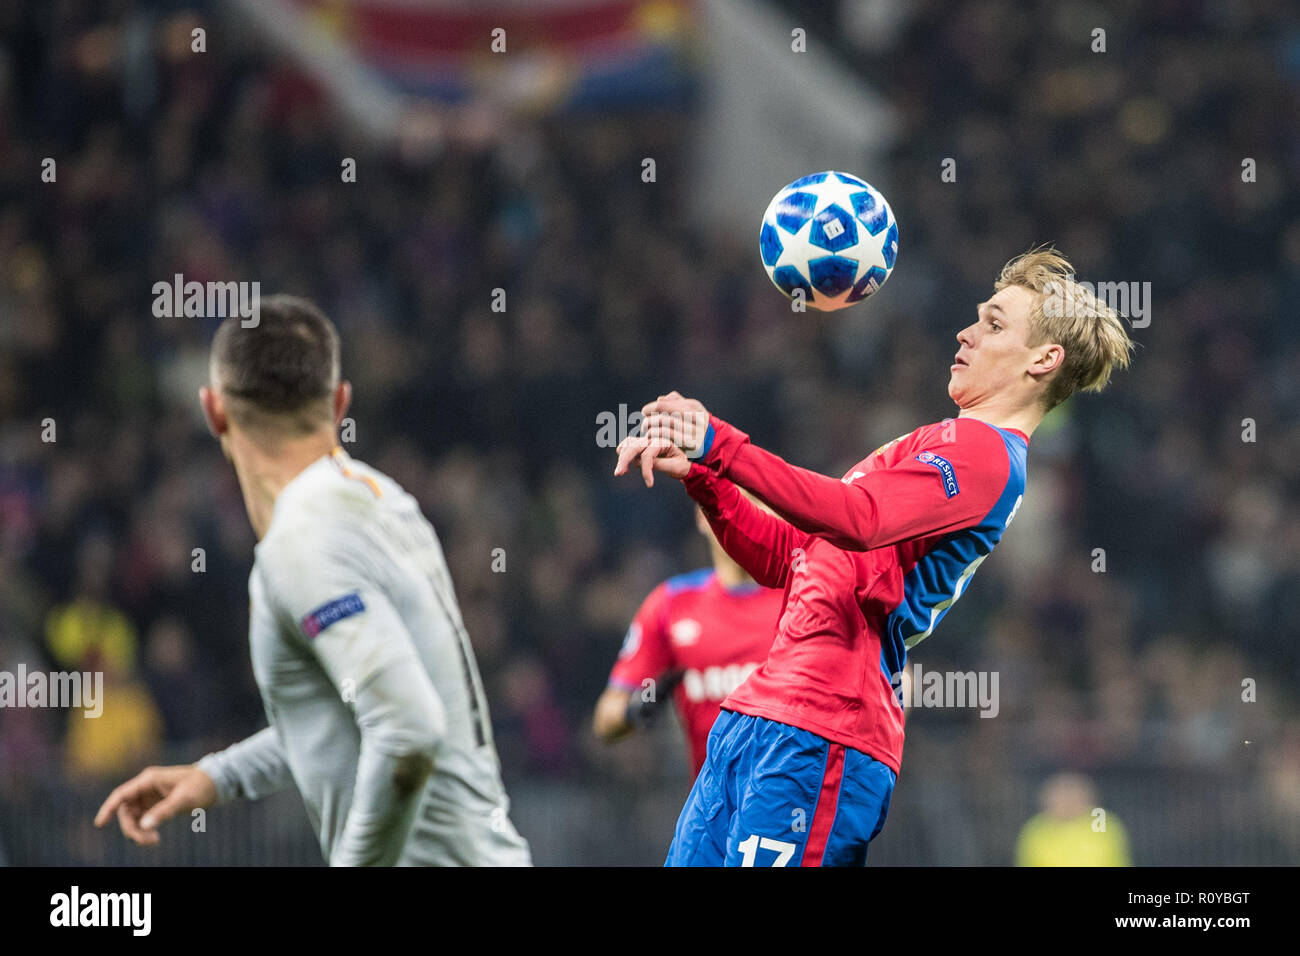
xmin=95 ymin=295 xmax=531 ymax=866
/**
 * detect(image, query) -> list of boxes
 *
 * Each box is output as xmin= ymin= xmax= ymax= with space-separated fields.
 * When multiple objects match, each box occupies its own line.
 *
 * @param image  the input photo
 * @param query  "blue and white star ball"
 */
xmin=759 ymin=171 xmax=899 ymax=311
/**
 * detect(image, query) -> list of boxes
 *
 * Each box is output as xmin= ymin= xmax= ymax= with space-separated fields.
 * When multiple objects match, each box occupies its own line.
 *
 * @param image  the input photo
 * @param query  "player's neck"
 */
xmin=956 ymin=401 xmax=1043 ymax=439
xmin=228 ymin=428 xmax=338 ymax=540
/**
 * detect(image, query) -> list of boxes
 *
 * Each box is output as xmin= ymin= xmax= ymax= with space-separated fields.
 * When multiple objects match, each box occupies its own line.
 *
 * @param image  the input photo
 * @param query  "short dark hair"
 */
xmin=211 ymin=295 xmax=340 ymax=432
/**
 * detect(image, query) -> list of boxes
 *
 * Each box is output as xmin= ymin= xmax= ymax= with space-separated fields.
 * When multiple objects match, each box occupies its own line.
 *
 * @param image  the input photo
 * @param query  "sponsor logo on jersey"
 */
xmin=670 ymin=619 xmax=703 ymax=646
xmin=916 ymin=450 xmax=960 ymax=498
xmin=300 ymin=592 xmax=366 ymax=638
xmin=682 ymin=662 xmax=761 ymax=702
xmin=870 ymin=432 xmax=909 ymax=458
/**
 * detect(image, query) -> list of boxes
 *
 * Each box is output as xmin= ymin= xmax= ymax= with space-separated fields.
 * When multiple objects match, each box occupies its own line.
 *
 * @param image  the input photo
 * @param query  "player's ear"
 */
xmin=1030 ymin=343 xmax=1064 ymax=377
xmin=199 ymin=385 xmax=227 ymax=438
xmin=334 ymin=380 xmax=353 ymax=426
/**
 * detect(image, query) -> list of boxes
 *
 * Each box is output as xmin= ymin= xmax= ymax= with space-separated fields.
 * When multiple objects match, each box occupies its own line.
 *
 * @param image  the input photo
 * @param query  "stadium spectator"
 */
xmin=1015 ymin=772 xmax=1132 ymax=867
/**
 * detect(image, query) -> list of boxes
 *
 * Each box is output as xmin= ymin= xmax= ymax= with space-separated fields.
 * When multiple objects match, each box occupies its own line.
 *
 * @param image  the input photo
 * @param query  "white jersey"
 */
xmin=198 ymin=449 xmax=531 ymax=866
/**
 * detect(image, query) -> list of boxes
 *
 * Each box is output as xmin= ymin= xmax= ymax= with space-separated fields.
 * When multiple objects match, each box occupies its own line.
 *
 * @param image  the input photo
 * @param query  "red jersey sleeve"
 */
xmin=700 ymin=415 xmax=1011 ymax=551
xmin=682 ymin=463 xmax=806 ymax=589
xmin=607 ymin=582 xmax=674 ymax=691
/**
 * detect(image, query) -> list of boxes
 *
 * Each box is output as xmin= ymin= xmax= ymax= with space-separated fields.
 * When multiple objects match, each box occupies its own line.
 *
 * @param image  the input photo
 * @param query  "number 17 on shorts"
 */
xmin=665 ymin=711 xmax=897 ymax=867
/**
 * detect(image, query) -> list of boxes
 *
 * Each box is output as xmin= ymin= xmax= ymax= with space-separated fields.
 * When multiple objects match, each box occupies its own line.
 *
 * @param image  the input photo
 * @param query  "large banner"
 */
xmin=229 ymin=0 xmax=696 ymax=143
xmin=289 ymin=0 xmax=694 ymax=107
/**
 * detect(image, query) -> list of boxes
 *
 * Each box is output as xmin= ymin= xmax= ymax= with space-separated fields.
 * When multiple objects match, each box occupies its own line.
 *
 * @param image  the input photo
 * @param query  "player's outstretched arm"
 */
xmin=615 ymin=439 xmax=800 ymax=587
xmin=716 ymin=421 xmax=1007 ymax=550
xmin=635 ymin=394 xmax=1006 ymax=551
xmin=614 ymin=394 xmax=805 ymax=587
xmin=684 ymin=465 xmax=804 ymax=589
xmin=94 ymin=764 xmax=219 ymax=846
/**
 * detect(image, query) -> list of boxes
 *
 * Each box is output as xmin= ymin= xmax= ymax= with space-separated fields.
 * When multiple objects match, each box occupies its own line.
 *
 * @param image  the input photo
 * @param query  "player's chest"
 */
xmin=786 ymin=536 xmax=877 ymax=609
xmin=840 ymin=429 xmax=924 ymax=484
xmin=664 ymin=598 xmax=779 ymax=669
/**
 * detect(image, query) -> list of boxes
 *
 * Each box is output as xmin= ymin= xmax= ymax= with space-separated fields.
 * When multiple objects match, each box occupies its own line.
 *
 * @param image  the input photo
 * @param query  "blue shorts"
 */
xmin=665 ymin=709 xmax=896 ymax=867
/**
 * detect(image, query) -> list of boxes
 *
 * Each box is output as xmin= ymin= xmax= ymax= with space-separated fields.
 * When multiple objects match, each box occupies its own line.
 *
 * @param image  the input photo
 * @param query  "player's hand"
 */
xmin=94 ymin=764 xmax=218 ymax=846
xmin=639 ymin=392 xmax=711 ymax=456
xmin=613 ymin=434 xmax=691 ymax=487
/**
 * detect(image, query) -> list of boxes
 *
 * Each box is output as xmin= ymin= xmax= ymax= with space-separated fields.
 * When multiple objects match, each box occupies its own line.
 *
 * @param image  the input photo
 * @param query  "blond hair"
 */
xmin=995 ymin=247 xmax=1135 ymax=410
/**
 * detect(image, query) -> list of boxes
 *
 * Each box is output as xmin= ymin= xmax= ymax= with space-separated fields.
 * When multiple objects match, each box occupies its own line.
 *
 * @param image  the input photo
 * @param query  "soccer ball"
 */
xmin=758 ymin=171 xmax=899 ymax=311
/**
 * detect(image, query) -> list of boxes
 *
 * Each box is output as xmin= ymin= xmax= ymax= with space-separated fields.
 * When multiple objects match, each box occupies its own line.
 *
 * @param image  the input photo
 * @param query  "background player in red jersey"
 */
xmin=614 ymin=249 xmax=1134 ymax=866
xmin=593 ymin=503 xmax=785 ymax=780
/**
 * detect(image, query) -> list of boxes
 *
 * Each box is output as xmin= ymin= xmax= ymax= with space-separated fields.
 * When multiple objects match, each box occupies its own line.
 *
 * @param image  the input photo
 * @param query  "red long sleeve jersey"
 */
xmin=682 ymin=414 xmax=1028 ymax=774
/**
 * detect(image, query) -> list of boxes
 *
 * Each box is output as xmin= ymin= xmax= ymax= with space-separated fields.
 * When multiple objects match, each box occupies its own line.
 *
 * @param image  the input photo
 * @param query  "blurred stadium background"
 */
xmin=2 ymin=0 xmax=1299 ymax=866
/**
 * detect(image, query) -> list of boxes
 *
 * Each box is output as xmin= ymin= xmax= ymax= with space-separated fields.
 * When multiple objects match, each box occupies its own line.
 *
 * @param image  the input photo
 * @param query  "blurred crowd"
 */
xmin=0 ymin=0 xmax=1298 ymax=854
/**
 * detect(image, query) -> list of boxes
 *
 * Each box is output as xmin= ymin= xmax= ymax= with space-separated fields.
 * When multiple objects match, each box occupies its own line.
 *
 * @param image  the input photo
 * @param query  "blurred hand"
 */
xmin=94 ymin=764 xmax=218 ymax=847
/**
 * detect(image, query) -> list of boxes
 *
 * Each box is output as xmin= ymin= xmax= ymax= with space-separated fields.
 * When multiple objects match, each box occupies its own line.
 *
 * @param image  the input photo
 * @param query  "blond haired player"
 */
xmin=615 ymin=249 xmax=1133 ymax=866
